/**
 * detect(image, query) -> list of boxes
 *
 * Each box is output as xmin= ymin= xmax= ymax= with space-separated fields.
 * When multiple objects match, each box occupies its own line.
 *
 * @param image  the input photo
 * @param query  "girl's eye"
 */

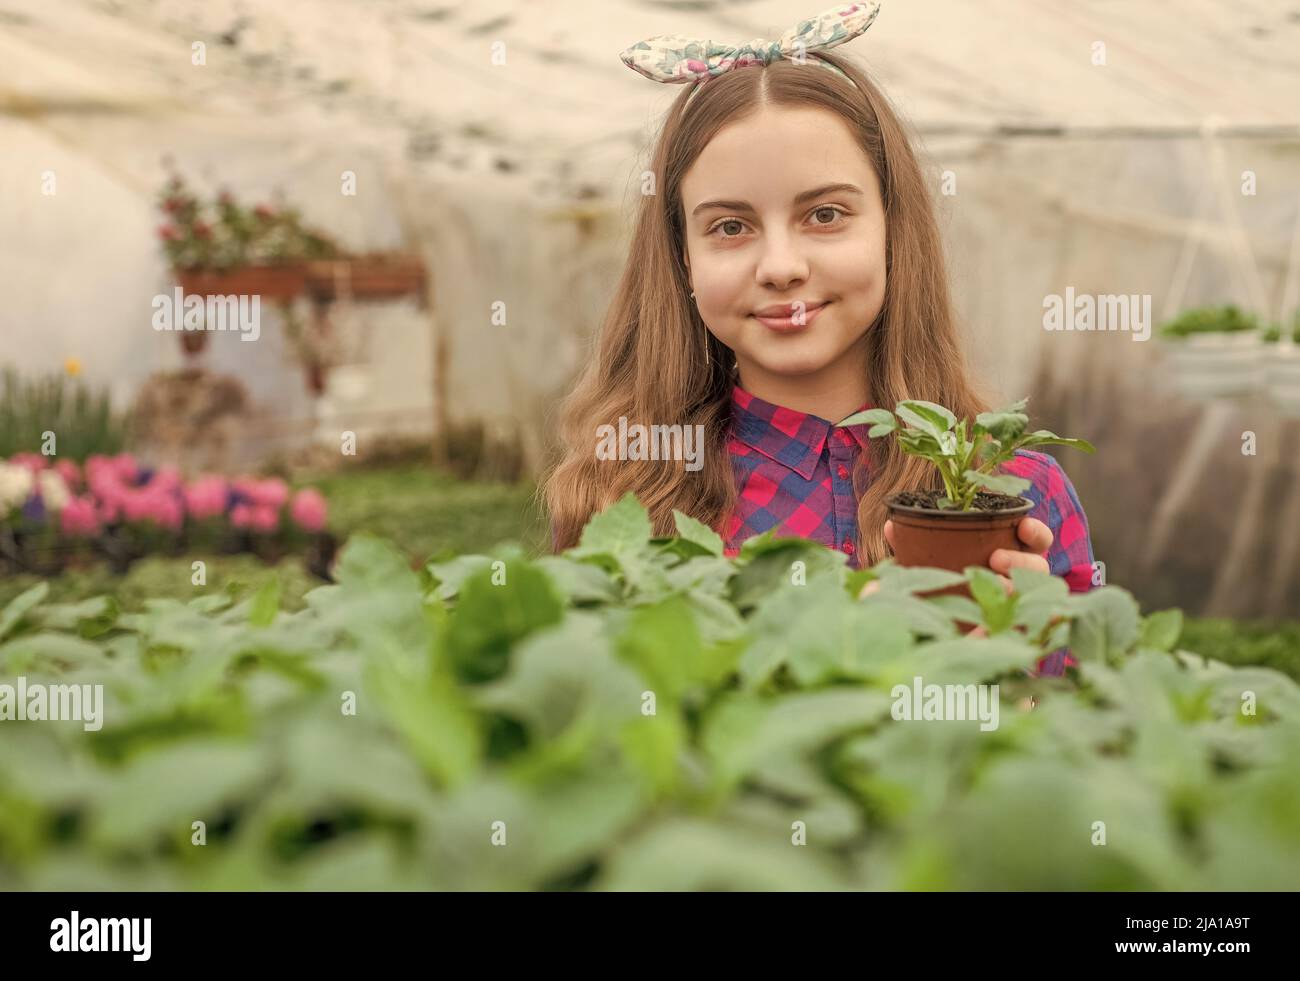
xmin=809 ymin=205 xmax=848 ymax=227
xmin=708 ymin=219 xmax=747 ymax=238
xmin=706 ymin=206 xmax=848 ymax=238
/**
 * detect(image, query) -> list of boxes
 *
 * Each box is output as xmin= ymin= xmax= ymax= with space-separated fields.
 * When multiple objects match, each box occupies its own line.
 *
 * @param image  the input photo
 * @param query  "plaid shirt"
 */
xmin=724 ymin=386 xmax=1095 ymax=676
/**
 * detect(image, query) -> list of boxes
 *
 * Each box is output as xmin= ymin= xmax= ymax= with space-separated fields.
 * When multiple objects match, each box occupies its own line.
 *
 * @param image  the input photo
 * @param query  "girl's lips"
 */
xmin=751 ymin=301 xmax=829 ymax=332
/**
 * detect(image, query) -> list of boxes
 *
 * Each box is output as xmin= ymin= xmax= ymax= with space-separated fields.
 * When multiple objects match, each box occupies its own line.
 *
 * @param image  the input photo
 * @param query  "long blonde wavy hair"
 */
xmin=544 ymin=50 xmax=994 ymax=565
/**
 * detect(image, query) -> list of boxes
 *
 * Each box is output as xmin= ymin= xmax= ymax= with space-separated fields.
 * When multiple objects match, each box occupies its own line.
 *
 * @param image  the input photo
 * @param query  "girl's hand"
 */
xmin=987 ymin=516 xmax=1053 ymax=595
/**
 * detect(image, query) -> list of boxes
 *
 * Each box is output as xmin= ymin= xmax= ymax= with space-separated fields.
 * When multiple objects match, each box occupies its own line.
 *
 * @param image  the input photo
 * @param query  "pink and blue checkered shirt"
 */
xmin=723 ymin=386 xmax=1095 ymax=676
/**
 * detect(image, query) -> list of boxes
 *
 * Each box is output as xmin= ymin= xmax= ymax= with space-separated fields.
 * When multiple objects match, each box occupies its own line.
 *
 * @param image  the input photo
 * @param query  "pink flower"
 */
xmin=60 ymin=495 xmax=101 ymax=537
xmin=154 ymin=495 xmax=183 ymax=531
xmin=230 ymin=503 xmax=254 ymax=530
xmin=54 ymin=459 xmax=81 ymax=488
xmin=184 ymin=475 xmax=228 ymax=521
xmin=148 ymin=466 xmax=183 ymax=494
xmin=120 ymin=488 xmax=154 ymax=523
xmin=234 ymin=477 xmax=290 ymax=510
xmin=84 ymin=454 xmax=111 ymax=483
xmin=111 ymin=454 xmax=139 ymax=483
xmin=8 ymin=452 xmax=48 ymax=474
xmin=289 ymin=488 xmax=327 ymax=532
xmin=96 ymin=493 xmax=122 ymax=524
xmin=249 ymin=504 xmax=281 ymax=534
xmin=159 ymin=223 xmax=180 ymax=241
xmin=120 ymin=485 xmax=182 ymax=530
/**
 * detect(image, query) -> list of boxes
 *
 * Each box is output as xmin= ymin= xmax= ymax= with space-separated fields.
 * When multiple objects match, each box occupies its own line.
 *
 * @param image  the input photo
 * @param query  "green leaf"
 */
xmin=1015 ymin=431 xmax=1097 ymax=455
xmin=0 ymin=582 xmax=49 ymax=641
xmin=729 ymin=538 xmax=846 ymax=610
xmin=739 ymin=587 xmax=913 ymax=689
xmin=963 ymin=469 xmax=1031 ymax=497
xmin=1068 ymin=587 xmax=1142 ymax=662
xmin=896 ymin=400 xmax=958 ymax=437
xmin=426 ymin=555 xmax=493 ymax=600
xmin=88 ymin=740 xmax=269 ymax=849
xmin=838 ymin=407 xmax=895 ymax=430
xmin=445 ymin=559 xmax=565 ymax=683
xmin=616 ymin=597 xmax=734 ymax=700
xmin=248 ymin=578 xmax=280 ymax=627
xmin=671 ymin=510 xmax=724 ymax=556
xmin=0 ymin=632 xmax=106 ymax=674
xmin=365 ymin=652 xmax=482 ymax=789
xmin=1139 ymin=609 xmax=1184 ymax=653
xmin=966 ymin=566 xmax=1017 ymax=634
xmin=886 ymin=635 xmax=1038 ymax=687
xmin=534 ymin=556 xmax=620 ymax=605
xmin=575 ymin=492 xmax=652 ymax=558
xmin=703 ymin=689 xmax=892 ymax=791
xmin=475 ymin=614 xmax=641 ymax=741
xmin=974 ymin=401 xmax=1030 ymax=443
xmin=598 ymin=818 xmax=850 ymax=891
xmin=871 ymin=562 xmax=967 ymax=595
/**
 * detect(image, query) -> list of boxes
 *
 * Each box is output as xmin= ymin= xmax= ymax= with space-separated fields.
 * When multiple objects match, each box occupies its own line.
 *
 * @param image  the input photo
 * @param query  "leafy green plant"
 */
xmin=1261 ymin=312 xmax=1300 ymax=344
xmin=839 ymin=398 xmax=1095 ymax=510
xmin=0 ymin=366 xmax=128 ymax=461
xmin=1 ymin=493 xmax=1297 ymax=891
xmin=1159 ymin=304 xmax=1260 ymax=339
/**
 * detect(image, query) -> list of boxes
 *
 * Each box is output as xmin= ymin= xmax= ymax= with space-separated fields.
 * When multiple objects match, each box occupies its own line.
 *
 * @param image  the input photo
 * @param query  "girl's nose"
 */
xmin=754 ymin=230 xmax=810 ymax=290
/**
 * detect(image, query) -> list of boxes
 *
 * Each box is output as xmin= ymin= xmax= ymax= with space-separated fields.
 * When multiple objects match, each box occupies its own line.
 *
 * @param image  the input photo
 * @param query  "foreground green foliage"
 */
xmin=1 ymin=494 xmax=1298 ymax=890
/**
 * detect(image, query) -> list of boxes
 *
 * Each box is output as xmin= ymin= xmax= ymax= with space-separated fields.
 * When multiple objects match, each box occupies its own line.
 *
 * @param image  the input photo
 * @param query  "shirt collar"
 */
xmin=729 ymin=385 xmax=875 ymax=480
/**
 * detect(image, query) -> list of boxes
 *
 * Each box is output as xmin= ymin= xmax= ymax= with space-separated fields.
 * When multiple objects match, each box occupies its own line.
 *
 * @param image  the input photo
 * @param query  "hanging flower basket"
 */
xmin=175 ymin=264 xmax=308 ymax=301
xmin=1157 ymin=306 xmax=1264 ymax=400
xmin=303 ymin=254 xmax=426 ymax=302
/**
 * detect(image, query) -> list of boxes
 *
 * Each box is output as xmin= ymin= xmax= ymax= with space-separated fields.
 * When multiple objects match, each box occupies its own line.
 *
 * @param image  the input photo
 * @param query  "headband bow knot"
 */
xmin=620 ymin=2 xmax=881 ymax=85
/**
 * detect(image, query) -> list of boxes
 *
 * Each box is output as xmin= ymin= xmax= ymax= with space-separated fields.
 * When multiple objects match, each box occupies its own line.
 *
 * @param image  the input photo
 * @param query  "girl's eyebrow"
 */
xmin=690 ymin=182 xmax=864 ymax=217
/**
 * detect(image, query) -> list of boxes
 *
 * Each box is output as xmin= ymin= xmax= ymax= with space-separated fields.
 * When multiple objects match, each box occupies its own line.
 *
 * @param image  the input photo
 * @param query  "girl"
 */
xmin=544 ymin=5 xmax=1094 ymax=670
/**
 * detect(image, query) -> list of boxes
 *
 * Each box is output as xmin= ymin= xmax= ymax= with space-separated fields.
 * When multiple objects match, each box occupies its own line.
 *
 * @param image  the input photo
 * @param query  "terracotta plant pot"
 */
xmin=886 ymin=490 xmax=1033 ymax=599
xmin=303 ymin=256 xmax=426 ymax=302
xmin=176 ymin=265 xmax=308 ymax=301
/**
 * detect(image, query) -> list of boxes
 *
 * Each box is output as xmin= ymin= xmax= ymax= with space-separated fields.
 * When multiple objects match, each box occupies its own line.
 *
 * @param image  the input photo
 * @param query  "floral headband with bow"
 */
xmin=620 ymin=1 xmax=881 ymax=86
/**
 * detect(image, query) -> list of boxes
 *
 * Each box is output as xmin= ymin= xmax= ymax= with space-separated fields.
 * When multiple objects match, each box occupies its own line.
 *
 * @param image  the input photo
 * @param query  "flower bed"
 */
xmin=0 ymin=494 xmax=1296 ymax=890
xmin=0 ymin=453 xmax=334 ymax=579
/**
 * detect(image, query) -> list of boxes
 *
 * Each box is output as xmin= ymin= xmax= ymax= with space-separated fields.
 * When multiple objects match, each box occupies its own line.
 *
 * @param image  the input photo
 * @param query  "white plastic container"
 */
xmin=1161 ymin=331 xmax=1264 ymax=399
xmin=1265 ymin=341 xmax=1300 ymax=417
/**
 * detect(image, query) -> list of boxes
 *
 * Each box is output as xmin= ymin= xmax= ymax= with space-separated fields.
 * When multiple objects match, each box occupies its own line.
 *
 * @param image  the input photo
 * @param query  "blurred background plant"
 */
xmin=1261 ymin=311 xmax=1300 ymax=344
xmin=1158 ymin=303 xmax=1262 ymax=339
xmin=0 ymin=365 xmax=129 ymax=461
xmin=157 ymin=172 xmax=340 ymax=272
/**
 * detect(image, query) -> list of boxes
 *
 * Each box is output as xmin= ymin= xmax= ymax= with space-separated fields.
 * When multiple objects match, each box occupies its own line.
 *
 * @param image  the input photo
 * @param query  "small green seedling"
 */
xmin=839 ymin=397 xmax=1095 ymax=511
